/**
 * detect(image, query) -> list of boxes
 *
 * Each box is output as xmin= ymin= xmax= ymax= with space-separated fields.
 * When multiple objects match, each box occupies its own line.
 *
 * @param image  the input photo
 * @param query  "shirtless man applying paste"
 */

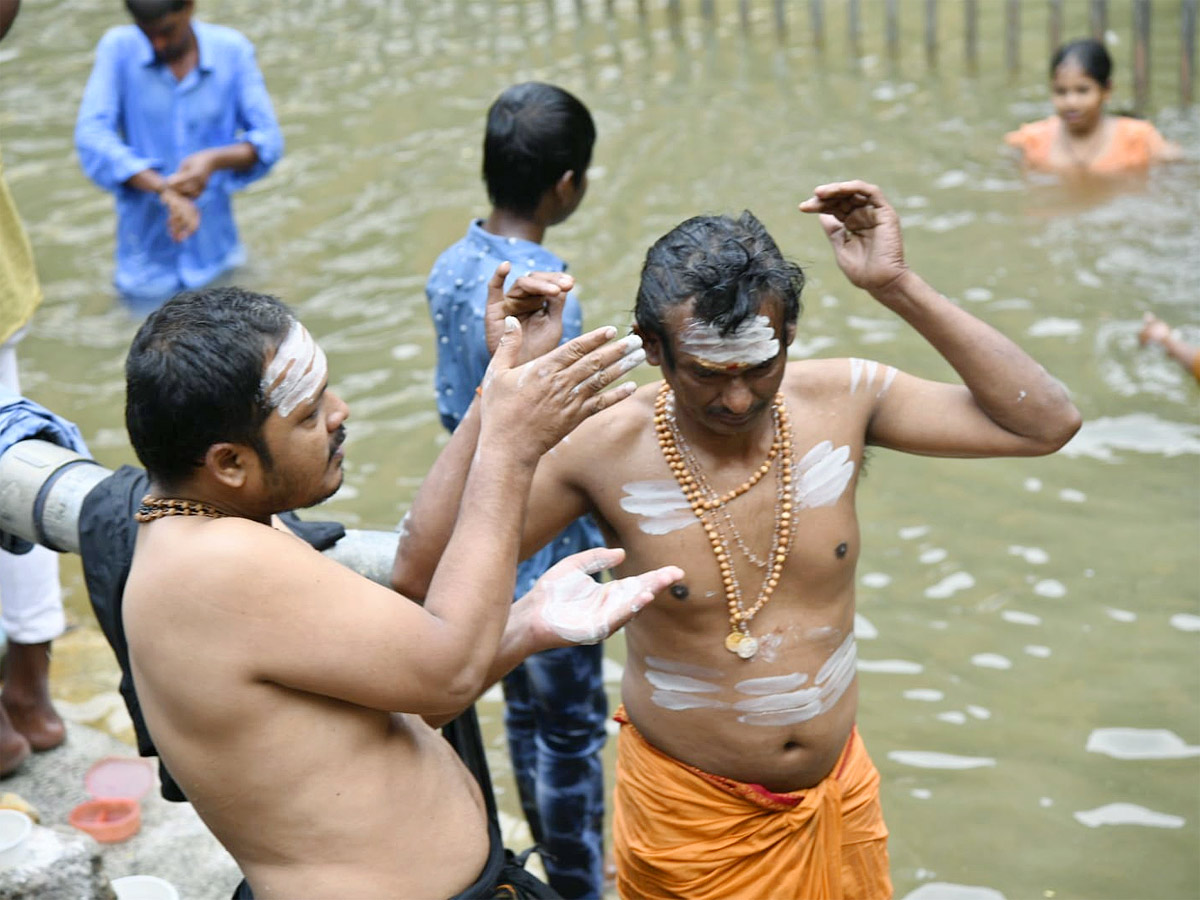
xmin=120 ymin=286 xmax=679 ymax=899
xmin=393 ymin=181 xmax=1082 ymax=899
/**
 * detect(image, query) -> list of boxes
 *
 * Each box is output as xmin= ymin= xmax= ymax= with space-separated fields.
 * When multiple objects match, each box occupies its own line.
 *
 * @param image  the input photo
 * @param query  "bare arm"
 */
xmin=1140 ymin=312 xmax=1200 ymax=380
xmin=392 ymin=264 xmax=645 ymax=598
xmin=219 ymin=316 xmax=645 ymax=717
xmin=799 ymin=180 xmax=1082 ymax=457
xmin=421 ymin=547 xmax=683 ymax=727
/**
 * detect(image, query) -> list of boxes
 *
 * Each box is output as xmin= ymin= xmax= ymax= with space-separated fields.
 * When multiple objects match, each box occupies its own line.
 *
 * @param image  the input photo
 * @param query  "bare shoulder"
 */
xmin=128 ymin=518 xmax=330 ymax=618
xmin=783 ymin=356 xmax=899 ymax=401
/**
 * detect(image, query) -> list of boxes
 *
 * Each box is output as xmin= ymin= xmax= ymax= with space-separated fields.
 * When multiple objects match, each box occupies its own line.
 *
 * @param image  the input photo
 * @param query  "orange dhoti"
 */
xmin=612 ymin=710 xmax=891 ymax=900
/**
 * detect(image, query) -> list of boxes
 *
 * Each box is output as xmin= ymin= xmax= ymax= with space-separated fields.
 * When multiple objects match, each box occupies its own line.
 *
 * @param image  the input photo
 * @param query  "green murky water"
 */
xmin=3 ymin=2 xmax=1198 ymax=897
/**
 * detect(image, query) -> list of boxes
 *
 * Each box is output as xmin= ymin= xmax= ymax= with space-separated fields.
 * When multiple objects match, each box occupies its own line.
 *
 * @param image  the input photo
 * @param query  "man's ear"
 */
xmin=205 ymin=442 xmax=250 ymax=489
xmin=637 ymin=326 xmax=666 ymax=367
xmin=784 ymin=321 xmax=797 ymax=348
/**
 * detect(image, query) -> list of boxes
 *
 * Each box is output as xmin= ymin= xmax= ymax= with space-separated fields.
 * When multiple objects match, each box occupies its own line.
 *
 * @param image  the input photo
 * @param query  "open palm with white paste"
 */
xmin=513 ymin=548 xmax=683 ymax=649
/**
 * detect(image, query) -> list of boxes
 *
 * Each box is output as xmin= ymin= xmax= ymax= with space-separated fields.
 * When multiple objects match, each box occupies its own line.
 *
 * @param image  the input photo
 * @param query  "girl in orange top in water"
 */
xmin=1006 ymin=39 xmax=1182 ymax=174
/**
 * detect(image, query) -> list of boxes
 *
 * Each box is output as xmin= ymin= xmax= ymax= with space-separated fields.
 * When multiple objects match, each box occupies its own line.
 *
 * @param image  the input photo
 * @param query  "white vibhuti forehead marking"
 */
xmin=620 ymin=481 xmax=694 ymax=535
xmin=262 ymin=320 xmax=328 ymax=417
xmin=678 ymin=315 xmax=779 ymax=367
xmin=734 ymin=633 xmax=857 ymax=727
xmin=794 ymin=440 xmax=855 ymax=509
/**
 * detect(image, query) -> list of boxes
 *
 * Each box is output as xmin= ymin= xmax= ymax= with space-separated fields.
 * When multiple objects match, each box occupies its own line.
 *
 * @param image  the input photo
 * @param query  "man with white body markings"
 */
xmin=393 ymin=181 xmax=1083 ymax=899
xmin=120 ymin=285 xmax=681 ymax=899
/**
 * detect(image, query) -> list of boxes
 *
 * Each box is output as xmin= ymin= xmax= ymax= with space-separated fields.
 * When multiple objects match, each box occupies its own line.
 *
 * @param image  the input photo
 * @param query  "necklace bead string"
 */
xmin=135 ymin=495 xmax=230 ymax=523
xmin=653 ymin=383 xmax=794 ymax=659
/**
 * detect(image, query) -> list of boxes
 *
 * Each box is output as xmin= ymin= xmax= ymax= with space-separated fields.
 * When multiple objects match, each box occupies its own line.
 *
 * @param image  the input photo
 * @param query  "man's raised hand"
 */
xmin=478 ymin=311 xmax=646 ymax=466
xmin=799 ymin=180 xmax=908 ymax=295
xmin=484 ymin=261 xmax=574 ymax=362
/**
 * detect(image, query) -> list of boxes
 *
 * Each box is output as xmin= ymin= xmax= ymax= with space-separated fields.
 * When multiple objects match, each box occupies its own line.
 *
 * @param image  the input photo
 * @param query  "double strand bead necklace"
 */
xmin=653 ymin=383 xmax=794 ymax=659
xmin=135 ymin=495 xmax=230 ymax=523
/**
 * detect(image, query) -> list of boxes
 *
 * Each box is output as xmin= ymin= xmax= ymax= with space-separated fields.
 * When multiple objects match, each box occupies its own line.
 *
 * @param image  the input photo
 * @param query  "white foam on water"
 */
xmin=904 ymin=689 xmax=945 ymax=702
xmin=857 ymin=659 xmax=923 ymax=674
xmin=925 ymin=572 xmax=975 ymax=599
xmin=1002 ymin=610 xmax=1042 ymax=626
xmin=888 ymin=751 xmax=996 ymax=770
xmin=1169 ymin=613 xmax=1200 ymax=632
xmin=1086 ymin=728 xmax=1200 ymax=760
xmin=971 ymin=653 xmax=1012 ymax=670
xmin=901 ymin=883 xmax=1006 ymax=900
xmin=1033 ymin=579 xmax=1067 ymax=598
xmin=861 ymin=572 xmax=892 ymax=589
xmin=1073 ymin=803 xmax=1185 ymax=829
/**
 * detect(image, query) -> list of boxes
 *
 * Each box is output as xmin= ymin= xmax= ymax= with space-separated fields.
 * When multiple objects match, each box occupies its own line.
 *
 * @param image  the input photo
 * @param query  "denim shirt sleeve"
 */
xmin=227 ymin=38 xmax=283 ymax=190
xmin=75 ymin=30 xmax=161 ymax=192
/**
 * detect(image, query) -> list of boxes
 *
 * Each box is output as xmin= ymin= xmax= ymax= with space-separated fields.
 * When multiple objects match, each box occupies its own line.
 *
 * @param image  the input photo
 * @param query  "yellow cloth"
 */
xmin=1004 ymin=115 xmax=1169 ymax=174
xmin=0 ymin=146 xmax=43 ymax=345
xmin=613 ymin=710 xmax=891 ymax=900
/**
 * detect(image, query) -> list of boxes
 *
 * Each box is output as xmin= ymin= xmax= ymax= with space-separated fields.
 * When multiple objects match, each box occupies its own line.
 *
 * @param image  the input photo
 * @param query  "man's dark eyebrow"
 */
xmin=305 ymin=381 xmax=329 ymax=411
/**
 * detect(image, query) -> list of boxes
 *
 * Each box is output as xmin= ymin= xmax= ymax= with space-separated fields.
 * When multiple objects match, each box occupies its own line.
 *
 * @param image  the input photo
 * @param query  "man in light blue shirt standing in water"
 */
xmin=75 ymin=0 xmax=282 ymax=310
xmin=426 ymin=82 xmax=609 ymax=899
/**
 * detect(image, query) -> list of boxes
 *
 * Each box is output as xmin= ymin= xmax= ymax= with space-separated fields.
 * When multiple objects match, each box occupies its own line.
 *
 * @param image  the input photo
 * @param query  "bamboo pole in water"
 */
xmin=809 ymin=0 xmax=824 ymax=50
xmin=1133 ymin=0 xmax=1151 ymax=114
xmin=848 ymin=0 xmax=861 ymax=57
xmin=1006 ymin=0 xmax=1020 ymax=75
xmin=1049 ymin=0 xmax=1063 ymax=55
xmin=886 ymin=0 xmax=899 ymax=59
xmin=773 ymin=0 xmax=786 ymax=38
xmin=1090 ymin=0 xmax=1108 ymax=41
xmin=1184 ymin=0 xmax=1198 ymax=106
xmin=0 ymin=440 xmax=401 ymax=586
xmin=964 ymin=0 xmax=978 ymax=72
xmin=925 ymin=0 xmax=937 ymax=68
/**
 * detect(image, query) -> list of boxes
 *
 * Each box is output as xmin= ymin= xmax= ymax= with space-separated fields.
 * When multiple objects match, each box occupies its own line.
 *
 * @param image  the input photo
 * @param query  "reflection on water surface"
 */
xmin=3 ymin=2 xmax=1197 ymax=898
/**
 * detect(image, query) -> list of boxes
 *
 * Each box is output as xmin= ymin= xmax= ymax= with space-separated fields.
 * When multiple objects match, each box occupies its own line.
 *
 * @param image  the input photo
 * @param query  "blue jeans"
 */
xmin=501 ymin=642 xmax=607 ymax=900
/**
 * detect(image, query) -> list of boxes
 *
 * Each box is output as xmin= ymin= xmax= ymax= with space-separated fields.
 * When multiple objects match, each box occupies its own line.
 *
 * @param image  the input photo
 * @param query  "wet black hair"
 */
xmin=483 ymin=82 xmax=596 ymax=217
xmin=634 ymin=212 xmax=805 ymax=370
xmin=1051 ymin=38 xmax=1113 ymax=87
xmin=125 ymin=286 xmax=294 ymax=488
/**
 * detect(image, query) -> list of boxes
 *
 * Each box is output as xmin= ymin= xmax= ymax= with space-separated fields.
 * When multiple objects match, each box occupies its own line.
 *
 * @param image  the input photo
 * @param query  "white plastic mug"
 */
xmin=0 ymin=809 xmax=32 ymax=866
xmin=111 ymin=874 xmax=181 ymax=900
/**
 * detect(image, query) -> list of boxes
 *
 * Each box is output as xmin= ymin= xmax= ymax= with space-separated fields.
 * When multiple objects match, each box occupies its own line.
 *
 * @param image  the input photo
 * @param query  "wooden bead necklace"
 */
xmin=653 ymin=383 xmax=794 ymax=659
xmin=135 ymin=495 xmax=230 ymax=523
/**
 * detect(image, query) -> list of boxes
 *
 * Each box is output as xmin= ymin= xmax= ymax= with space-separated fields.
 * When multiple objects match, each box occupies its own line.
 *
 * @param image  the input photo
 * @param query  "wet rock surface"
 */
xmin=0 ymin=721 xmax=240 ymax=899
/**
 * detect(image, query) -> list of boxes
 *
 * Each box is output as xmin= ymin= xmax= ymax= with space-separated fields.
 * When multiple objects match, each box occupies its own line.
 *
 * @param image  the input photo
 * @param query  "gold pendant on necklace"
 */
xmin=725 ymin=630 xmax=759 ymax=659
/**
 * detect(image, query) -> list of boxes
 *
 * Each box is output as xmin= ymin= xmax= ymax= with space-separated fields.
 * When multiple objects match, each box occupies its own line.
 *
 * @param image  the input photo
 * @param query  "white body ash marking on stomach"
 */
xmin=678 ymin=315 xmax=779 ymax=366
xmin=644 ymin=636 xmax=857 ymax=725
xmin=620 ymin=481 xmax=695 ymax=535
xmin=734 ymin=633 xmax=857 ymax=726
xmin=645 ymin=671 xmax=723 ymax=694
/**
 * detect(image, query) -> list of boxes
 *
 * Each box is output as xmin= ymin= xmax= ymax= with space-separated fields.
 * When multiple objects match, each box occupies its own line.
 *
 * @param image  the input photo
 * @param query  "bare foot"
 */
xmin=1 ymin=693 xmax=65 ymax=752
xmin=1 ymin=641 xmax=66 ymax=752
xmin=0 ymin=706 xmax=30 ymax=777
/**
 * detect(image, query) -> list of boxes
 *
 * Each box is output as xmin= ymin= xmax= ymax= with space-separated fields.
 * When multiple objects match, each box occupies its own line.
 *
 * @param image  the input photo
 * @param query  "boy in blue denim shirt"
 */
xmin=425 ymin=82 xmax=607 ymax=900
